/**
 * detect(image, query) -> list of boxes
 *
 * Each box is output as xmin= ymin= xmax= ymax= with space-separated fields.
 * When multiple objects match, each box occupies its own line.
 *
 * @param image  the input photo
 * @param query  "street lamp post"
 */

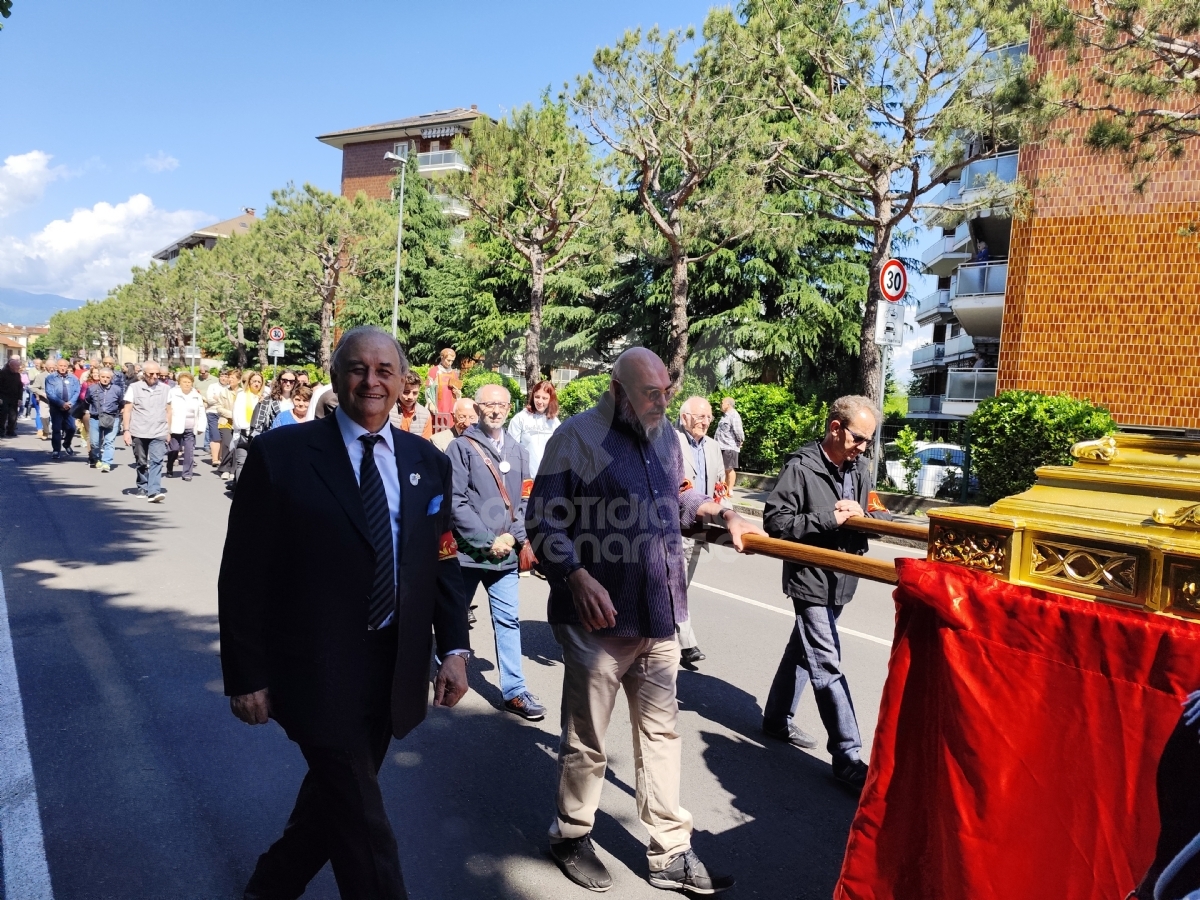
xmin=383 ymin=150 xmax=408 ymax=340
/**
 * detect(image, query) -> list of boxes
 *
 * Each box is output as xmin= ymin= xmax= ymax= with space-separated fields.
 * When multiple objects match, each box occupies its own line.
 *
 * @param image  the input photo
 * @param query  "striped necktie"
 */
xmin=358 ymin=434 xmax=395 ymax=629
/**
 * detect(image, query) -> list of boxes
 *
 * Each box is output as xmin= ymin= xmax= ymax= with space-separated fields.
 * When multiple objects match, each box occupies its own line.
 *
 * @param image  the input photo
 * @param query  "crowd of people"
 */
xmin=3 ymin=334 xmax=884 ymax=898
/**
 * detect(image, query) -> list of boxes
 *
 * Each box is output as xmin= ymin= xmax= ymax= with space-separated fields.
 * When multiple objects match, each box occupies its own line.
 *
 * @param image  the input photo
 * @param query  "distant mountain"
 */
xmin=0 ymin=289 xmax=83 ymax=327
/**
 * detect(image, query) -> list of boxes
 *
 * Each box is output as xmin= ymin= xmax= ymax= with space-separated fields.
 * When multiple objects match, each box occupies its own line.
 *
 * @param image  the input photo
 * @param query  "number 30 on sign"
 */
xmin=879 ymin=259 xmax=907 ymax=303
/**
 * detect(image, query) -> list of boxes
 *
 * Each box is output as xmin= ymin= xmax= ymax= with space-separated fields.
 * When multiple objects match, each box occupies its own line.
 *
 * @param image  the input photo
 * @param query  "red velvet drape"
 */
xmin=836 ymin=559 xmax=1200 ymax=900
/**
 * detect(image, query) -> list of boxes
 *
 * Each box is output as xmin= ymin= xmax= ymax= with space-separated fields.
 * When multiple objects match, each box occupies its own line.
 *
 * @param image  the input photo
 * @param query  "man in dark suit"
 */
xmin=219 ymin=325 xmax=470 ymax=900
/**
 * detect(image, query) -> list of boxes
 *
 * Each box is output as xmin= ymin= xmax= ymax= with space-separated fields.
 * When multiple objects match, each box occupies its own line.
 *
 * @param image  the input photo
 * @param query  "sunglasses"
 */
xmin=843 ymin=424 xmax=873 ymax=446
xmin=281 ymin=378 xmax=296 ymax=384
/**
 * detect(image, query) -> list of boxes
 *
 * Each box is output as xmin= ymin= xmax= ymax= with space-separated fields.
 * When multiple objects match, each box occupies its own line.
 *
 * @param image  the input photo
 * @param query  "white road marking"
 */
xmin=0 ymin=569 xmax=55 ymax=900
xmin=690 ymin=581 xmax=893 ymax=648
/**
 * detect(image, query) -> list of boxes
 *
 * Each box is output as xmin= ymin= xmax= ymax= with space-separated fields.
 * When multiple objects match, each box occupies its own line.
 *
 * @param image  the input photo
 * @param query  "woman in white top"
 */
xmin=166 ymin=372 xmax=208 ymax=481
xmin=231 ymin=370 xmax=264 ymax=486
xmin=507 ymin=380 xmax=561 ymax=479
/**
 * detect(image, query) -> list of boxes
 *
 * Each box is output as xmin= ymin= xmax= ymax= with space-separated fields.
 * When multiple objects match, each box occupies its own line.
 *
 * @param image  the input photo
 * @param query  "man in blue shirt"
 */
xmin=44 ymin=358 xmax=80 ymax=460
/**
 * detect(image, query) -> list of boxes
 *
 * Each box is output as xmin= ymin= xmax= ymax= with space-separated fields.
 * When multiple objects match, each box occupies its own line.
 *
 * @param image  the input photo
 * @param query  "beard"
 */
xmin=615 ymin=384 xmax=667 ymax=442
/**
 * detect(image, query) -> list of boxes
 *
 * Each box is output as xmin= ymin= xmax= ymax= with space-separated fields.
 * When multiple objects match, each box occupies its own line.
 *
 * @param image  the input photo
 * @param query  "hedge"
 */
xmin=557 ymin=374 xmax=611 ymax=419
xmin=706 ymin=384 xmax=827 ymax=474
xmin=967 ymin=390 xmax=1117 ymax=504
xmin=461 ymin=368 xmax=523 ymax=408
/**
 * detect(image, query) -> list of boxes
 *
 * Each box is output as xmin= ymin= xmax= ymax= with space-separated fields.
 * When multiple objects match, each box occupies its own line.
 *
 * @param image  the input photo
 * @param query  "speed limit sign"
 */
xmin=268 ymin=326 xmax=286 ymax=342
xmin=879 ymin=259 xmax=908 ymax=303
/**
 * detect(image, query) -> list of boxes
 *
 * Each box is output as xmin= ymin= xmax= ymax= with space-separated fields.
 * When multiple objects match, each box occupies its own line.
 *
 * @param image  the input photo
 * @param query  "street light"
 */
xmin=383 ymin=150 xmax=408 ymax=340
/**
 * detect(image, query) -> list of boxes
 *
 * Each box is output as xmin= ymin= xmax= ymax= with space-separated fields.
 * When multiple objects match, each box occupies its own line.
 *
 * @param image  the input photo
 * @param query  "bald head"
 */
xmin=611 ymin=347 xmax=672 ymax=439
xmin=612 ymin=347 xmax=668 ymax=391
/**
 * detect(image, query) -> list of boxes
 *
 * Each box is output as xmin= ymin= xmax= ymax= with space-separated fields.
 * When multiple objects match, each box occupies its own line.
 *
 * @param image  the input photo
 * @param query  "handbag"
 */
xmin=465 ymin=438 xmax=538 ymax=573
xmin=98 ymin=413 xmax=116 ymax=430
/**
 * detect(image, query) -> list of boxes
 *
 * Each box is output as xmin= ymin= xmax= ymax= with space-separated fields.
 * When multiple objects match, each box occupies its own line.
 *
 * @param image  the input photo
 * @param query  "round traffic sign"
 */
xmin=268 ymin=326 xmax=286 ymax=342
xmin=879 ymin=259 xmax=908 ymax=303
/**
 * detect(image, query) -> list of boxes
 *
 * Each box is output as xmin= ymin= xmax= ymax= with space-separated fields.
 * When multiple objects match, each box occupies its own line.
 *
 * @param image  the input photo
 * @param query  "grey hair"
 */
xmin=329 ymin=326 xmax=409 ymax=376
xmin=473 ymin=382 xmax=510 ymax=402
xmin=680 ymin=395 xmax=711 ymax=416
xmin=827 ymin=394 xmax=878 ymax=428
xmin=98 ymin=367 xmax=114 ymax=376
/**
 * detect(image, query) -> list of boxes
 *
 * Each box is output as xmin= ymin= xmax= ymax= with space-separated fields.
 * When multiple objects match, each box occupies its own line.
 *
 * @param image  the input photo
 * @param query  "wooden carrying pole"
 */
xmin=842 ymin=516 xmax=930 ymax=543
xmin=740 ymin=533 xmax=902 ymax=585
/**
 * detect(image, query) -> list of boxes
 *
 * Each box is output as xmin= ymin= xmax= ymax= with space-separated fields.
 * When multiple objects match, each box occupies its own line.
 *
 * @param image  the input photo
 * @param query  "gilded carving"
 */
xmin=930 ymin=528 xmax=1007 ymax=574
xmin=1152 ymin=503 xmax=1200 ymax=530
xmin=1029 ymin=540 xmax=1138 ymax=596
xmin=1070 ymin=436 xmax=1119 ymax=463
xmin=1168 ymin=562 xmax=1200 ymax=614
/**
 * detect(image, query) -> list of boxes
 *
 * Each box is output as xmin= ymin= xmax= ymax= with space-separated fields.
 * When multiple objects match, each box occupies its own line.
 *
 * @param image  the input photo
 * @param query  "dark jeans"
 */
xmin=48 ymin=406 xmax=76 ymax=452
xmin=763 ymin=602 xmax=862 ymax=764
xmin=131 ymin=436 xmax=166 ymax=496
xmin=244 ymin=626 xmax=405 ymax=900
xmin=167 ymin=431 xmax=196 ymax=478
xmin=0 ymin=396 xmax=19 ymax=436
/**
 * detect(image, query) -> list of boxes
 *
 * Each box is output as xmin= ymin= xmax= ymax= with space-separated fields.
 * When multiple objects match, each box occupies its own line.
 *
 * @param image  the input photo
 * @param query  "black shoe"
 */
xmin=504 ymin=691 xmax=546 ymax=721
xmin=649 ymin=848 xmax=734 ymax=894
xmin=64 ymin=446 xmax=75 ymax=456
xmin=550 ymin=835 xmax=612 ymax=892
xmin=147 ymin=492 xmax=166 ymax=504
xmin=680 ymin=647 xmax=706 ymax=668
xmin=51 ymin=451 xmax=60 ymax=460
xmin=762 ymin=720 xmax=819 ymax=750
xmin=833 ymin=758 xmax=869 ymax=793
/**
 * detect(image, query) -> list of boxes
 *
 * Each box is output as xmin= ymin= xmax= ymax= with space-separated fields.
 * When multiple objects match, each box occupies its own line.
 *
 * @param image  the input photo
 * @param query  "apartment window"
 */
xmin=430 ymin=140 xmax=441 ymax=152
xmin=392 ymin=142 xmax=410 ymax=160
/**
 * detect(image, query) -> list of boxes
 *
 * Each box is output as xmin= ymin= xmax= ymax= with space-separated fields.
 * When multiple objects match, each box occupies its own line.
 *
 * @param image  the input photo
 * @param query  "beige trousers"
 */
xmin=676 ymin=539 xmax=703 ymax=650
xmin=550 ymin=623 xmax=693 ymax=871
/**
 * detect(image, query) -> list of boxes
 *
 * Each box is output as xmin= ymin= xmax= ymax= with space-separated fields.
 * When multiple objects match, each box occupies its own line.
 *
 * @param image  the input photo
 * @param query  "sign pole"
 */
xmin=874 ymin=343 xmax=890 ymax=470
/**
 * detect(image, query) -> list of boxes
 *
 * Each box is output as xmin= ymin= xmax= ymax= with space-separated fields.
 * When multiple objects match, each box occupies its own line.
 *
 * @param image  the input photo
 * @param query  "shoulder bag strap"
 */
xmin=465 ymin=437 xmax=513 ymax=518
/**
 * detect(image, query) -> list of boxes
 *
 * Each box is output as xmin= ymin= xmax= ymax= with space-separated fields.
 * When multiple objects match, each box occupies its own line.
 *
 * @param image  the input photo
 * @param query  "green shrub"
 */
xmin=461 ymin=368 xmax=523 ymax=409
xmin=557 ymin=374 xmax=611 ymax=419
xmin=894 ymin=425 xmax=922 ymax=494
xmin=708 ymin=384 xmax=827 ymax=474
xmin=967 ymin=390 xmax=1117 ymax=504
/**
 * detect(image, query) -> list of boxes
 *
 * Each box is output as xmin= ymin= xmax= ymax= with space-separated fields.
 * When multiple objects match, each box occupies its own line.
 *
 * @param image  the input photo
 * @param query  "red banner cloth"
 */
xmin=835 ymin=558 xmax=1200 ymax=900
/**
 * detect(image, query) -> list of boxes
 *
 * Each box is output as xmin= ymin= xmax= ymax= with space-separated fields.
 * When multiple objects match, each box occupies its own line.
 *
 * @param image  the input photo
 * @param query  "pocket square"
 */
xmin=426 ymin=495 xmax=443 ymax=515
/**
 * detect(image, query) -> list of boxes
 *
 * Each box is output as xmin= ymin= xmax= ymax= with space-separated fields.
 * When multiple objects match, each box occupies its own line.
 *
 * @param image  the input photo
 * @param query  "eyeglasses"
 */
xmin=477 ymin=401 xmax=510 ymax=411
xmin=281 ymin=378 xmax=296 ymax=384
xmin=842 ymin=424 xmax=873 ymax=446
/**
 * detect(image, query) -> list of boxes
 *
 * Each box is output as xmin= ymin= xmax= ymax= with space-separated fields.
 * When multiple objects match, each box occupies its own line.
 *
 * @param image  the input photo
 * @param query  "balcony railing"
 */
xmin=907 ymin=395 xmax=944 ymax=414
xmin=946 ymin=368 xmax=998 ymax=401
xmin=921 ymin=235 xmax=972 ymax=268
xmin=417 ymin=150 xmax=469 ymax=173
xmin=959 ymin=152 xmax=1019 ymax=196
xmin=981 ymin=42 xmax=1029 ymax=68
xmin=917 ymin=289 xmax=952 ymax=319
xmin=953 ymin=261 xmax=1008 ymax=297
xmin=433 ymin=195 xmax=470 ymax=219
xmin=912 ymin=343 xmax=946 ymax=368
xmin=944 ymin=332 xmax=977 ymax=360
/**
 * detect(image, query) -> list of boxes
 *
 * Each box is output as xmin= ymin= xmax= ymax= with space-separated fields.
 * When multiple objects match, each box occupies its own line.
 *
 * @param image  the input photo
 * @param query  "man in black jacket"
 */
xmin=761 ymin=394 xmax=891 ymax=792
xmin=218 ymin=326 xmax=470 ymax=900
xmin=0 ymin=357 xmax=24 ymax=438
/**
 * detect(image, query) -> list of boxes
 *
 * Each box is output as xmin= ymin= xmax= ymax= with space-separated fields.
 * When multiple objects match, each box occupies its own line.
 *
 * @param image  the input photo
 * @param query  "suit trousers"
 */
xmin=549 ymin=623 xmax=692 ymax=871
xmin=676 ymin=539 xmax=704 ymax=651
xmin=244 ymin=625 xmax=406 ymax=900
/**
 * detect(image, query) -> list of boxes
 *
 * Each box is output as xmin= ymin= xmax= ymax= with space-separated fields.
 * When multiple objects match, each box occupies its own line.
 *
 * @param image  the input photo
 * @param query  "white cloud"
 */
xmin=142 ymin=152 xmax=180 ymax=173
xmin=0 ymin=151 xmax=69 ymax=218
xmin=0 ymin=194 xmax=209 ymax=299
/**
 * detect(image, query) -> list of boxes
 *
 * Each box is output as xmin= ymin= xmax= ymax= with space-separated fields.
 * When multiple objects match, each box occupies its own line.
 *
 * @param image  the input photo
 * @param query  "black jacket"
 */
xmin=0 ymin=368 xmax=22 ymax=403
xmin=763 ymin=440 xmax=891 ymax=608
xmin=217 ymin=414 xmax=470 ymax=748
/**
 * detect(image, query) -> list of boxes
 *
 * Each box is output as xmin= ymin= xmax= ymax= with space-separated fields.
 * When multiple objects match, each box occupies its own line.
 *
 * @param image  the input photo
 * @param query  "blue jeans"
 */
xmin=89 ymin=418 xmax=117 ymax=465
xmin=205 ymin=412 xmax=219 ymax=445
xmin=763 ymin=602 xmax=862 ymax=764
xmin=459 ymin=566 xmax=527 ymax=701
xmin=131 ymin=436 xmax=166 ymax=496
xmin=48 ymin=406 xmax=75 ymax=452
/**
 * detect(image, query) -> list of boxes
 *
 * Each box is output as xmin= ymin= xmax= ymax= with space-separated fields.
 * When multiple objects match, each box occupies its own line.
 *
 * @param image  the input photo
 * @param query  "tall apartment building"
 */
xmin=908 ymin=43 xmax=1027 ymax=429
xmin=317 ymin=106 xmax=486 ymax=222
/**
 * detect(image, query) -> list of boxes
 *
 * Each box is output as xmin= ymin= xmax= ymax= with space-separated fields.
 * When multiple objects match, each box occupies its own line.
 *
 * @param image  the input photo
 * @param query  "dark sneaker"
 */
xmin=64 ymin=446 xmax=75 ymax=456
xmin=51 ymin=451 xmax=61 ymax=460
xmin=550 ymin=835 xmax=612 ymax=892
xmin=762 ymin=720 xmax=819 ymax=750
xmin=504 ymin=691 xmax=546 ymax=721
xmin=147 ymin=492 xmax=166 ymax=504
xmin=833 ymin=758 xmax=869 ymax=793
xmin=649 ymin=848 xmax=734 ymax=894
xmin=680 ymin=647 xmax=706 ymax=668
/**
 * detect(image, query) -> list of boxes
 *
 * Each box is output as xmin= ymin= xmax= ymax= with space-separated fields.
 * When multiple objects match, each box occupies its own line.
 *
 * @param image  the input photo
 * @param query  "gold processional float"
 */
xmin=733 ymin=433 xmax=1200 ymax=619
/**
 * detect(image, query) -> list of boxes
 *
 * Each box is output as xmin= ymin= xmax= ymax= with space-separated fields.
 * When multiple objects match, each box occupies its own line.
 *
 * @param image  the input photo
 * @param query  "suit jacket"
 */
xmin=218 ymin=413 xmax=470 ymax=748
xmin=676 ymin=430 xmax=726 ymax=497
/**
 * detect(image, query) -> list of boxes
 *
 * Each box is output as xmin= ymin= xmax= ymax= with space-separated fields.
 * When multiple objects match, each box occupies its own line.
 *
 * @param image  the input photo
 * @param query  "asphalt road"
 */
xmin=0 ymin=419 xmax=921 ymax=900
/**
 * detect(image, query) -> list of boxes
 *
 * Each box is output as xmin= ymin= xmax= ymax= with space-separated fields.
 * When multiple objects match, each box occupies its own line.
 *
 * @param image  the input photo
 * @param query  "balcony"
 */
xmin=943 ymin=331 xmax=977 ymax=363
xmin=906 ymin=395 xmax=944 ymax=415
xmin=433 ymin=194 xmax=470 ymax=219
xmin=924 ymin=180 xmax=962 ymax=229
xmin=951 ymin=261 xmax=1007 ymax=338
xmin=921 ymin=232 xmax=972 ymax=277
xmin=915 ymin=288 xmax=953 ymax=326
xmin=417 ymin=150 xmax=469 ymax=174
xmin=959 ymin=152 xmax=1019 ymax=202
xmin=911 ymin=342 xmax=946 ymax=372
xmin=943 ymin=368 xmax=998 ymax=416
xmin=977 ymin=42 xmax=1029 ymax=93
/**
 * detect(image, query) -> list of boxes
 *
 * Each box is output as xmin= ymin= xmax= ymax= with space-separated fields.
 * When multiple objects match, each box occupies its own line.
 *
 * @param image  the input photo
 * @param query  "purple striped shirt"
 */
xmin=526 ymin=392 xmax=709 ymax=638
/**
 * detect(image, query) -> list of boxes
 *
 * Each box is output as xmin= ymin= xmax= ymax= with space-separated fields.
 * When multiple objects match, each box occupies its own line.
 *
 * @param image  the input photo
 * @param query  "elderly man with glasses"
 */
xmin=760 ymin=394 xmax=892 ymax=792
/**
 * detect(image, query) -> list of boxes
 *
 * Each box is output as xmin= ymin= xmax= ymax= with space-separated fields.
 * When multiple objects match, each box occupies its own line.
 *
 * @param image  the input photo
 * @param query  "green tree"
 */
xmin=575 ymin=23 xmax=772 ymax=390
xmin=0 ymin=0 xmax=12 ymax=30
xmin=446 ymin=95 xmax=607 ymax=389
xmin=1035 ymin=0 xmax=1200 ymax=181
xmin=731 ymin=0 xmax=1031 ymax=404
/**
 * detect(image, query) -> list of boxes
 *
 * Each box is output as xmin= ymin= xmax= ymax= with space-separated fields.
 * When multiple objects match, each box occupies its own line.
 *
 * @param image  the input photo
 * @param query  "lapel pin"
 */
xmin=410 ymin=472 xmax=421 ymax=486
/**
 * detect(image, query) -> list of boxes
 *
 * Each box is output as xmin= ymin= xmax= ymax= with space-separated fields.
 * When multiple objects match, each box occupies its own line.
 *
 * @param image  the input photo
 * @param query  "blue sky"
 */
xmin=0 ymin=0 xmax=922 ymax=378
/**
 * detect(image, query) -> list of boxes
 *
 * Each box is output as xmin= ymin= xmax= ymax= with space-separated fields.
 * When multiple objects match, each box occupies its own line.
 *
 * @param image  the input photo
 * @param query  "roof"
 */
xmin=0 ymin=324 xmax=49 ymax=336
xmin=316 ymin=107 xmax=488 ymax=149
xmin=152 ymin=211 xmax=256 ymax=262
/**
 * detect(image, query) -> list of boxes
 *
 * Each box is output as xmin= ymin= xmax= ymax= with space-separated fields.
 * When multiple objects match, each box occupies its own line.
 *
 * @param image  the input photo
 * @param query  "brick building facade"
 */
xmin=997 ymin=24 xmax=1200 ymax=431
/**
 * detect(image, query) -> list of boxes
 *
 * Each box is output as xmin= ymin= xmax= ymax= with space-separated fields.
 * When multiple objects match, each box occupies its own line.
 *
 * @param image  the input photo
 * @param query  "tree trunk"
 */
xmin=859 ymin=226 xmax=893 ymax=407
xmin=257 ymin=298 xmax=270 ymax=370
xmin=524 ymin=252 xmax=545 ymax=392
xmin=665 ymin=250 xmax=689 ymax=391
xmin=235 ymin=318 xmax=248 ymax=368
